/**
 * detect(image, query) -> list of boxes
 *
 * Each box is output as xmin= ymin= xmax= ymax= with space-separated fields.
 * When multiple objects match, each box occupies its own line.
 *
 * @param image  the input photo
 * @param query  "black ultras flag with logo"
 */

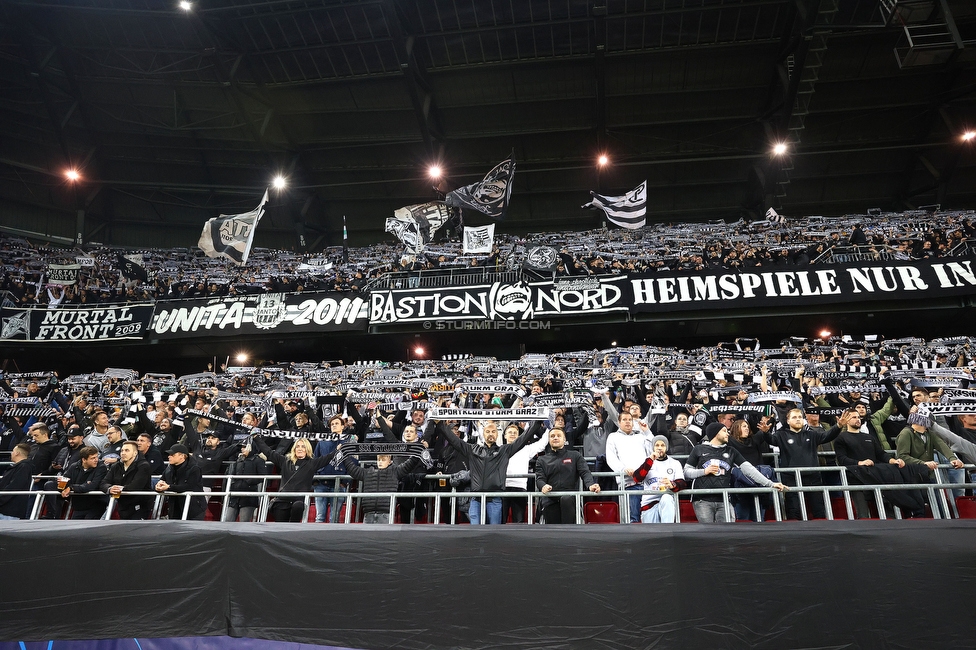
xmin=116 ymin=253 xmax=149 ymax=282
xmin=445 ymin=152 xmax=516 ymax=219
xmin=385 ymin=202 xmax=451 ymax=254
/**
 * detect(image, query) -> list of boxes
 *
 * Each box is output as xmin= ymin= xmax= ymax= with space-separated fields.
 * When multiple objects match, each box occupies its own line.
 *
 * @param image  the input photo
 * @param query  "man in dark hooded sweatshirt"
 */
xmin=535 ymin=428 xmax=600 ymax=524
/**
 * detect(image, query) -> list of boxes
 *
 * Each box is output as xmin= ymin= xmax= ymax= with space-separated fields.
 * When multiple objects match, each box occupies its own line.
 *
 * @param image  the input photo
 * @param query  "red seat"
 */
xmin=583 ymin=500 xmax=619 ymax=524
xmin=955 ymin=496 xmax=976 ymax=519
xmin=678 ymin=500 xmax=698 ymax=523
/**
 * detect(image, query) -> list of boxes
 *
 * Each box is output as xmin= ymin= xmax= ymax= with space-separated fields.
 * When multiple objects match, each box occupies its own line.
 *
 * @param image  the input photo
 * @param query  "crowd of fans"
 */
xmin=1 ymin=208 xmax=973 ymax=307
xmin=1 ymin=335 xmax=974 ymax=523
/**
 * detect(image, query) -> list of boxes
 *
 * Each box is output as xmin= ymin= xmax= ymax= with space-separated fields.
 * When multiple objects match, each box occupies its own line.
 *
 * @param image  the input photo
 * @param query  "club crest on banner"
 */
xmin=488 ymin=281 xmax=532 ymax=320
xmin=219 ymin=219 xmax=251 ymax=245
xmin=1 ymin=311 xmax=30 ymax=340
xmin=526 ymin=246 xmax=558 ymax=270
xmin=253 ymin=293 xmax=288 ymax=330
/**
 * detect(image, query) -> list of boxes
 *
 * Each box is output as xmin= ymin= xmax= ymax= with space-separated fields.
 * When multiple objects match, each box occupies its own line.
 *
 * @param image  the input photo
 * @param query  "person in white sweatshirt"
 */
xmin=502 ymin=423 xmax=549 ymax=523
xmin=631 ymin=435 xmax=687 ymax=523
xmin=606 ymin=411 xmax=655 ymax=522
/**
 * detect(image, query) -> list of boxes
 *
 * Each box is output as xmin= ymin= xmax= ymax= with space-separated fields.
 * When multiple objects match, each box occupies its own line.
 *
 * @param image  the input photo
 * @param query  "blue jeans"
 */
xmin=0 ymin=513 xmax=20 ymax=520
xmin=313 ymin=480 xmax=346 ymax=523
xmin=640 ymin=493 xmax=678 ymax=523
xmin=468 ymin=496 xmax=502 ymax=525
xmin=625 ymin=485 xmax=642 ymax=523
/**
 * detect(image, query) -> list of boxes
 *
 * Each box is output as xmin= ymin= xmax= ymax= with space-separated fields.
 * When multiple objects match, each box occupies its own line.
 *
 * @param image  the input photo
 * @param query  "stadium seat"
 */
xmin=678 ymin=500 xmax=698 ymax=523
xmin=583 ymin=501 xmax=618 ymax=524
xmin=955 ymin=496 xmax=976 ymax=519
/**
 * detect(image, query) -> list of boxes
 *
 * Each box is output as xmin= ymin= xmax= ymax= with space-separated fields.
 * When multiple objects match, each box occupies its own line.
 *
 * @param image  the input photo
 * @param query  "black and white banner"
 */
xmin=462 ymin=224 xmax=495 ymax=255
xmin=369 ymin=275 xmax=630 ymax=323
xmin=427 ymin=407 xmax=550 ymax=420
xmin=151 ymin=292 xmax=368 ymax=338
xmin=445 ymin=154 xmax=515 ymax=220
xmin=386 ymin=202 xmax=451 ymax=254
xmin=198 ymin=190 xmax=268 ymax=265
xmin=582 ymin=181 xmax=646 ymax=230
xmin=0 ymin=304 xmax=154 ymax=341
xmin=47 ymin=264 xmax=81 ymax=286
xmin=629 ymin=256 xmax=976 ymax=313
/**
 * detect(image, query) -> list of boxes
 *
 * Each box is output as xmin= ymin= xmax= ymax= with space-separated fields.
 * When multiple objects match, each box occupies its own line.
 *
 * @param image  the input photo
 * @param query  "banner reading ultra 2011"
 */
xmin=628 ymin=256 xmax=976 ymax=312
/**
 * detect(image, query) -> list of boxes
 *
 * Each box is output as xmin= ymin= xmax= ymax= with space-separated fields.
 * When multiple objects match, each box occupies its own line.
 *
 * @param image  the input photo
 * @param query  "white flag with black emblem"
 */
xmin=386 ymin=201 xmax=451 ymax=254
xmin=462 ymin=224 xmax=495 ymax=255
xmin=198 ymin=190 xmax=269 ymax=265
xmin=582 ymin=181 xmax=646 ymax=229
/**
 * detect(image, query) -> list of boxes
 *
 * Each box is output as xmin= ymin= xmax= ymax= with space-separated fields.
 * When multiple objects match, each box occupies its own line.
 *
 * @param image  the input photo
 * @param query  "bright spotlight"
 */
xmin=611 ymin=341 xmax=617 ymax=347
xmin=65 ymin=169 xmax=80 ymax=182
xmin=178 ymin=0 xmax=192 ymax=10
xmin=597 ymin=154 xmax=609 ymax=167
xmin=414 ymin=346 xmax=425 ymax=356
xmin=273 ymin=175 xmax=287 ymax=190
xmin=236 ymin=353 xmax=249 ymax=363
xmin=772 ymin=142 xmax=788 ymax=156
xmin=963 ymin=131 xmax=976 ymax=142
xmin=819 ymin=330 xmax=831 ymax=339
xmin=428 ymin=165 xmax=442 ymax=179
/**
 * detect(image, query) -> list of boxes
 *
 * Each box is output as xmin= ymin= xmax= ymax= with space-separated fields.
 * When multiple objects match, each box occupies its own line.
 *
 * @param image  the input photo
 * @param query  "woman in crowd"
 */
xmin=252 ymin=435 xmax=336 ymax=522
xmin=727 ymin=418 xmax=774 ymax=522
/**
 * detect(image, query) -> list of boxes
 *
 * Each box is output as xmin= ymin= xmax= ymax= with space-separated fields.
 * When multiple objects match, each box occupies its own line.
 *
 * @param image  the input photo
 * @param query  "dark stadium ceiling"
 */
xmin=0 ymin=0 xmax=975 ymax=251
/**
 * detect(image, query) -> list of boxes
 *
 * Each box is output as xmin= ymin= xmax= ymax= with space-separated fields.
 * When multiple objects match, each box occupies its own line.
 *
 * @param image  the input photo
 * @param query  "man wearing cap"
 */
xmin=632 ymin=435 xmax=686 ymax=524
xmin=100 ymin=440 xmax=153 ymax=519
xmin=684 ymin=423 xmax=787 ymax=523
xmin=39 ymin=425 xmax=87 ymax=519
xmin=155 ymin=444 xmax=207 ymax=520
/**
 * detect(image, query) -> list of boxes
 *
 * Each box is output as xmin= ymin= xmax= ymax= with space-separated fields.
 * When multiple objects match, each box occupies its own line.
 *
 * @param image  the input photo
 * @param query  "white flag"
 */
xmin=765 ymin=207 xmax=786 ymax=224
xmin=462 ymin=224 xmax=495 ymax=255
xmin=582 ymin=181 xmax=646 ymax=229
xmin=198 ymin=190 xmax=269 ymax=265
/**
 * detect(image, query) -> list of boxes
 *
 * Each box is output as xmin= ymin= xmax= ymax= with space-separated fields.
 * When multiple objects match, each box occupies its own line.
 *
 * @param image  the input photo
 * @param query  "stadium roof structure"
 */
xmin=1 ymin=0 xmax=975 ymax=252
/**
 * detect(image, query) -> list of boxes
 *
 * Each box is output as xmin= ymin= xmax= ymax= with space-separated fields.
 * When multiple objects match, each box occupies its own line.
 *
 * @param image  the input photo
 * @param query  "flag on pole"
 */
xmin=385 ymin=201 xmax=451 ymax=254
xmin=116 ymin=253 xmax=149 ymax=282
xmin=582 ymin=181 xmax=646 ymax=229
xmin=342 ymin=215 xmax=349 ymax=263
xmin=198 ymin=190 xmax=269 ymax=265
xmin=445 ymin=152 xmax=516 ymax=219
xmin=462 ymin=224 xmax=495 ymax=255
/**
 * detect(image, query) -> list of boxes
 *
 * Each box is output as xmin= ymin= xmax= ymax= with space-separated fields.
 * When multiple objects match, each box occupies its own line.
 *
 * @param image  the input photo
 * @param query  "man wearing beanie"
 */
xmin=684 ymin=422 xmax=787 ymax=523
xmin=631 ymin=435 xmax=686 ymax=523
xmin=896 ymin=410 xmax=964 ymax=479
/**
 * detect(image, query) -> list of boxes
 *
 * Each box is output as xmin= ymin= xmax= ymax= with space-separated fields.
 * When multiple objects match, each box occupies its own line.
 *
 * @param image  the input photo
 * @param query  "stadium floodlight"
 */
xmin=597 ymin=154 xmax=609 ymax=167
xmin=273 ymin=175 xmax=287 ymax=190
xmin=178 ymin=1 xmax=192 ymax=10
xmin=428 ymin=165 xmax=442 ymax=179
xmin=236 ymin=353 xmax=249 ymax=363
xmin=414 ymin=346 xmax=425 ymax=357
xmin=963 ymin=131 xmax=976 ymax=142
xmin=65 ymin=169 xmax=80 ymax=182
xmin=772 ymin=142 xmax=788 ymax=156
xmin=819 ymin=329 xmax=831 ymax=339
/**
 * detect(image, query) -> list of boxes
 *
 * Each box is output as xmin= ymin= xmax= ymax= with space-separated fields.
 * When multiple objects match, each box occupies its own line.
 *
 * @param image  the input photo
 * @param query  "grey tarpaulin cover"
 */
xmin=1 ymin=521 xmax=975 ymax=649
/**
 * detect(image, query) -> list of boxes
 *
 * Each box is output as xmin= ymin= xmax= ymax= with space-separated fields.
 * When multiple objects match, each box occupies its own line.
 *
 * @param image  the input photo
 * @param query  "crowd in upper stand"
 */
xmin=1 ymin=335 xmax=974 ymax=522
xmin=1 ymin=208 xmax=974 ymax=307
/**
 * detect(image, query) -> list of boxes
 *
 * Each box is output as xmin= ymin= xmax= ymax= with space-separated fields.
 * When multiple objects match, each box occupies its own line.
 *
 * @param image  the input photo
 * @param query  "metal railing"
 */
xmin=4 ymin=464 xmax=972 ymax=524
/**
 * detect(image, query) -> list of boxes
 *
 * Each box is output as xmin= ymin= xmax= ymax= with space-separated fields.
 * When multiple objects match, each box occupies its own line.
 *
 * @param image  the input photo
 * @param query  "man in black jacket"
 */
xmin=135 ymin=433 xmax=165 ymax=476
xmin=769 ymin=408 xmax=841 ymax=520
xmin=100 ymin=440 xmax=153 ymax=519
xmin=434 ymin=419 xmax=539 ymax=525
xmin=535 ymin=428 xmax=600 ymax=524
xmin=155 ymin=444 xmax=207 ymax=520
xmin=342 ymin=452 xmax=420 ymax=524
xmin=0 ymin=443 xmax=33 ymax=519
xmin=61 ymin=446 xmax=109 ymax=519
